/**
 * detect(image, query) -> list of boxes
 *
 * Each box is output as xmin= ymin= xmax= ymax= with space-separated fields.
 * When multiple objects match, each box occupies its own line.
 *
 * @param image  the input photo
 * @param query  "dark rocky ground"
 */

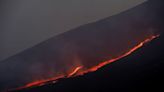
xmin=4 ymin=0 xmax=164 ymax=92
xmin=17 ymin=32 xmax=164 ymax=92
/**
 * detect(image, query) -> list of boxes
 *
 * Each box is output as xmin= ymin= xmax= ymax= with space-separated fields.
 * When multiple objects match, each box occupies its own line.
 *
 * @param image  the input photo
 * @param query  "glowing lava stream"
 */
xmin=13 ymin=35 xmax=159 ymax=91
xmin=80 ymin=35 xmax=159 ymax=74
xmin=68 ymin=66 xmax=83 ymax=77
xmin=12 ymin=66 xmax=83 ymax=91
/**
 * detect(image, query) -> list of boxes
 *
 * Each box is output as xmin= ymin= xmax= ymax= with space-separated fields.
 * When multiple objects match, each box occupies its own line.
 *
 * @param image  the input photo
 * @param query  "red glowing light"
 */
xmin=11 ymin=35 xmax=159 ymax=91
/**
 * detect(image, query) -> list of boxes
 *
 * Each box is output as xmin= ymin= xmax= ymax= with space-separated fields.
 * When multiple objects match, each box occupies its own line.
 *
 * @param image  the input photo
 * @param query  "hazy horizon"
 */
xmin=0 ymin=0 xmax=146 ymax=61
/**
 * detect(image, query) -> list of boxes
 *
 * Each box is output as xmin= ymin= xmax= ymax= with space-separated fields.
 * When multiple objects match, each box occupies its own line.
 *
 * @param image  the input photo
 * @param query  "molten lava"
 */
xmin=68 ymin=66 xmax=83 ymax=77
xmin=80 ymin=35 xmax=159 ymax=74
xmin=11 ymin=35 xmax=159 ymax=91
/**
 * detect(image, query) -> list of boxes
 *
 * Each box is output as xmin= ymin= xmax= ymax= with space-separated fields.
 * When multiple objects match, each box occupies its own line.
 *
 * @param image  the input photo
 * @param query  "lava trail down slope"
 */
xmin=0 ymin=0 xmax=163 ymax=91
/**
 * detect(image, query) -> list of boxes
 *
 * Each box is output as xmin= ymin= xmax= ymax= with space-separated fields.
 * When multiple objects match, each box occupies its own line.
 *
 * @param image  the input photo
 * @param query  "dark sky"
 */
xmin=0 ymin=0 xmax=146 ymax=61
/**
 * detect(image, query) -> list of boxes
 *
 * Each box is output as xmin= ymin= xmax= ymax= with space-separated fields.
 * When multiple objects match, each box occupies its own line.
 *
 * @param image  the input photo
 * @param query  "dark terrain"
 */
xmin=0 ymin=0 xmax=163 ymax=92
xmin=18 ymin=33 xmax=164 ymax=92
xmin=16 ymin=0 xmax=164 ymax=92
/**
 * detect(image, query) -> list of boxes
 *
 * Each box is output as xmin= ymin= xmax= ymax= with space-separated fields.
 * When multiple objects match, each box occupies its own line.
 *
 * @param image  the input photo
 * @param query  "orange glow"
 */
xmin=11 ymin=75 xmax=64 ymax=91
xmin=79 ymin=35 xmax=159 ymax=74
xmin=24 ymin=81 xmax=45 ymax=87
xmin=11 ymin=67 xmax=82 ymax=91
xmin=12 ymin=35 xmax=159 ymax=91
xmin=68 ymin=66 xmax=82 ymax=77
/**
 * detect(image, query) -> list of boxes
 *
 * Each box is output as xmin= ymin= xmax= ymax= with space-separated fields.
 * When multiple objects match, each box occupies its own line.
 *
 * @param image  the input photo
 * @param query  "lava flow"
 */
xmin=10 ymin=66 xmax=83 ymax=91
xmin=79 ymin=35 xmax=159 ymax=74
xmin=68 ymin=66 xmax=83 ymax=77
xmin=10 ymin=35 xmax=159 ymax=92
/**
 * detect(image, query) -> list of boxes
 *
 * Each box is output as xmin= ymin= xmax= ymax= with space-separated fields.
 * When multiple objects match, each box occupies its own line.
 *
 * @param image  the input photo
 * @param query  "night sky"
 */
xmin=0 ymin=0 xmax=164 ymax=92
xmin=0 ymin=0 xmax=146 ymax=61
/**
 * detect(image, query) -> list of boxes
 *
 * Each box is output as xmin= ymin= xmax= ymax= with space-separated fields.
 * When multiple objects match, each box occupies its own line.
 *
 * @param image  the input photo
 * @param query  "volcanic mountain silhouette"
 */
xmin=0 ymin=0 xmax=163 ymax=91
xmin=20 ymin=29 xmax=164 ymax=92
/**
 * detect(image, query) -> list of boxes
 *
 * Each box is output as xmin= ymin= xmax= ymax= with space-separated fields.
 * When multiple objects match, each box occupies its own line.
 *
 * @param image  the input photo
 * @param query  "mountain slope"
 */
xmin=19 ymin=30 xmax=164 ymax=92
xmin=0 ymin=0 xmax=163 ymax=91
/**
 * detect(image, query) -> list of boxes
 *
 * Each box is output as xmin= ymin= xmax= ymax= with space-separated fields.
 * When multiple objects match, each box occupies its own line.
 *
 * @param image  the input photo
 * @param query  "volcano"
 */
xmin=18 ymin=30 xmax=164 ymax=92
xmin=0 ymin=0 xmax=164 ymax=92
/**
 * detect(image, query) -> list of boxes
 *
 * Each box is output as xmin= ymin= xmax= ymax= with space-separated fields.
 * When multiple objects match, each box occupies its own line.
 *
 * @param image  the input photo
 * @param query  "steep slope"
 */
xmin=0 ymin=0 xmax=163 ymax=91
xmin=20 ymin=29 xmax=164 ymax=92
xmin=19 ymin=29 xmax=164 ymax=92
